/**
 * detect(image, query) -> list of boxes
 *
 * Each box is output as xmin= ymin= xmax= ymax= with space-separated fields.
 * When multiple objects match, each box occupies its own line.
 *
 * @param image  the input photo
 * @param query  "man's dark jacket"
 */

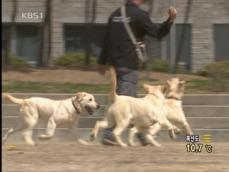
xmin=98 ymin=1 xmax=173 ymax=70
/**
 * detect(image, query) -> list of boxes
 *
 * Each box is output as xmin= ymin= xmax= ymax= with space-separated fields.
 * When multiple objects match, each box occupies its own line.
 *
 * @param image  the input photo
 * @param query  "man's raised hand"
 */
xmin=168 ymin=6 xmax=177 ymax=22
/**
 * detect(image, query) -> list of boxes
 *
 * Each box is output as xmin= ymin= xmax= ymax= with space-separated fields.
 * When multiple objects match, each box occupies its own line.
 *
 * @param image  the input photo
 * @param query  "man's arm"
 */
xmin=139 ymin=7 xmax=177 ymax=40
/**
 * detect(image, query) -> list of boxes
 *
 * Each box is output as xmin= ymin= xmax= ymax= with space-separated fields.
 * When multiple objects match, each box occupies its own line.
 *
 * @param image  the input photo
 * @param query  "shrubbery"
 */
xmin=197 ymin=60 xmax=229 ymax=78
xmin=54 ymin=53 xmax=97 ymax=69
xmin=197 ymin=60 xmax=229 ymax=92
xmin=149 ymin=59 xmax=170 ymax=72
xmin=3 ymin=54 xmax=31 ymax=71
xmin=149 ymin=59 xmax=187 ymax=73
xmin=205 ymin=60 xmax=229 ymax=78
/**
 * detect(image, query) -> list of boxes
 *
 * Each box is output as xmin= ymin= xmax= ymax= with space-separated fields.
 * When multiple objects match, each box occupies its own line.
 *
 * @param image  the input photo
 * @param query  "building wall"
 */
xmin=2 ymin=0 xmax=229 ymax=71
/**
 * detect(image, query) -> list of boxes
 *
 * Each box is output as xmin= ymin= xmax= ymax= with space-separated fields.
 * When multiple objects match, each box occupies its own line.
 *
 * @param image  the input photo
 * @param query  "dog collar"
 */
xmin=71 ymin=100 xmax=81 ymax=114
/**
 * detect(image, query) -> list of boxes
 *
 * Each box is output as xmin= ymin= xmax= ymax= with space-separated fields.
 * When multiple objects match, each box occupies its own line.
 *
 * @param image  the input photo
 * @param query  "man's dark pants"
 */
xmin=102 ymin=67 xmax=147 ymax=145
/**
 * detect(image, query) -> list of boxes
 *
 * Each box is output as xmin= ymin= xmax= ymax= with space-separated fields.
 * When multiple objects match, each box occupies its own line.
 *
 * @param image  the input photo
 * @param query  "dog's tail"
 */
xmin=109 ymin=66 xmax=118 ymax=102
xmin=2 ymin=93 xmax=24 ymax=105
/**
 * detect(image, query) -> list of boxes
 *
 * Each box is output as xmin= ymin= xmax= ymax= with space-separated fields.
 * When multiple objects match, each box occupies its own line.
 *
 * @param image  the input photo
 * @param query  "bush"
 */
xmin=148 ymin=59 xmax=188 ymax=73
xmin=196 ymin=70 xmax=209 ymax=77
xmin=54 ymin=53 xmax=97 ymax=69
xmin=196 ymin=61 xmax=229 ymax=92
xmin=205 ymin=60 xmax=229 ymax=78
xmin=149 ymin=59 xmax=170 ymax=72
xmin=3 ymin=54 xmax=31 ymax=71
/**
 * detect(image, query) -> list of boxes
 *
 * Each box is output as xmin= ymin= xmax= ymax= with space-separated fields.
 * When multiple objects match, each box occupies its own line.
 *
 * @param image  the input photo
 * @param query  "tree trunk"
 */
xmin=40 ymin=0 xmax=52 ymax=67
xmin=173 ymin=0 xmax=193 ymax=73
xmin=84 ymin=0 xmax=97 ymax=65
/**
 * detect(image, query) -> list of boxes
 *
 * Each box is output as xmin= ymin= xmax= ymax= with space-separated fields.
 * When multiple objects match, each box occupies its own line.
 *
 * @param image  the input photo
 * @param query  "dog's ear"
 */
xmin=143 ymin=84 xmax=151 ymax=93
xmin=166 ymin=80 xmax=171 ymax=86
xmin=75 ymin=92 xmax=86 ymax=102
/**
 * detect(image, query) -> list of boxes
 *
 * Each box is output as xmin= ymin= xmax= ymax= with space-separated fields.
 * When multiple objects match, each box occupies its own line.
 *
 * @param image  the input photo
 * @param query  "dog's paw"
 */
xmin=128 ymin=141 xmax=137 ymax=147
xmin=38 ymin=134 xmax=46 ymax=139
xmin=78 ymin=139 xmax=94 ymax=146
xmin=38 ymin=134 xmax=52 ymax=140
xmin=26 ymin=141 xmax=36 ymax=146
xmin=120 ymin=143 xmax=128 ymax=148
xmin=169 ymin=129 xmax=176 ymax=140
xmin=154 ymin=143 xmax=161 ymax=147
xmin=186 ymin=130 xmax=194 ymax=136
xmin=174 ymin=128 xmax=182 ymax=135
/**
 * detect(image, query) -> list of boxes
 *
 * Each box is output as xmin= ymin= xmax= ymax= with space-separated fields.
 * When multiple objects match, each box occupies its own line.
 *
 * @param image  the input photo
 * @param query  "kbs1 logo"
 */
xmin=21 ymin=12 xmax=43 ymax=20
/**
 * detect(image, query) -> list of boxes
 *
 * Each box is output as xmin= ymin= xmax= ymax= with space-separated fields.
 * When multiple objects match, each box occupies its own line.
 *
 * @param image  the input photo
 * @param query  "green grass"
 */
xmin=2 ymin=80 xmax=229 ymax=93
xmin=185 ymin=79 xmax=211 ymax=93
xmin=3 ymin=81 xmax=111 ymax=93
xmin=186 ymin=79 xmax=229 ymax=93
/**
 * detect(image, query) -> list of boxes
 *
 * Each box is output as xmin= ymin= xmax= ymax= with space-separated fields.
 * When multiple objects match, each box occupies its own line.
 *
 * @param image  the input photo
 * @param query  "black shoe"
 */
xmin=102 ymin=128 xmax=117 ymax=146
xmin=136 ymin=133 xmax=149 ymax=146
xmin=102 ymin=138 xmax=117 ymax=146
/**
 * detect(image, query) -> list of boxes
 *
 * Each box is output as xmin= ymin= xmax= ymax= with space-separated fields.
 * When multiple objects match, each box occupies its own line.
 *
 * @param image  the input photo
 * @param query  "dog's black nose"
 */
xmin=96 ymin=104 xmax=100 ymax=109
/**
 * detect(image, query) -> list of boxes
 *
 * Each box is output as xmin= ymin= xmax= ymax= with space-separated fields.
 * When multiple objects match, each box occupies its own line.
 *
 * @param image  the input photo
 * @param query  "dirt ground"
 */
xmin=2 ymin=69 xmax=206 ymax=84
xmin=2 ymin=142 xmax=229 ymax=172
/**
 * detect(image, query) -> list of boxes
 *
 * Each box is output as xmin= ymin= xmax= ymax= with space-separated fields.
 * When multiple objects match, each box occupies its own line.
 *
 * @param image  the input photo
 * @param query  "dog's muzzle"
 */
xmin=85 ymin=106 xmax=94 ymax=115
xmin=85 ymin=104 xmax=100 ymax=115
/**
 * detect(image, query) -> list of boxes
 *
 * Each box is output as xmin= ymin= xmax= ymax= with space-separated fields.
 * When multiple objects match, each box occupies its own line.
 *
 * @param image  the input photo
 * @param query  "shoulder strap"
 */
xmin=121 ymin=5 xmax=138 ymax=46
xmin=121 ymin=6 xmax=147 ymax=63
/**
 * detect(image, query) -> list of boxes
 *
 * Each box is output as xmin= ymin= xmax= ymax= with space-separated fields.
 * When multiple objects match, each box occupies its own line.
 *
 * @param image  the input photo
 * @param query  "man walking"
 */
xmin=97 ymin=0 xmax=177 ymax=145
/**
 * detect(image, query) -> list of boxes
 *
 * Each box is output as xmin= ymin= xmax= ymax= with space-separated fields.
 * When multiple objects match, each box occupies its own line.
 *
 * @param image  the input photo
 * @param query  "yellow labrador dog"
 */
xmin=2 ymin=92 xmax=100 ymax=146
xmin=145 ymin=78 xmax=193 ymax=136
xmin=128 ymin=78 xmax=193 ymax=146
xmin=89 ymin=67 xmax=177 ymax=147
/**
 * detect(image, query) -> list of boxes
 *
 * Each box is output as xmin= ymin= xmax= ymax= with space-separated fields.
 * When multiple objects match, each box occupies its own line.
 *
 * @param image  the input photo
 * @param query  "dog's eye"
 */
xmin=89 ymin=98 xmax=92 ymax=101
